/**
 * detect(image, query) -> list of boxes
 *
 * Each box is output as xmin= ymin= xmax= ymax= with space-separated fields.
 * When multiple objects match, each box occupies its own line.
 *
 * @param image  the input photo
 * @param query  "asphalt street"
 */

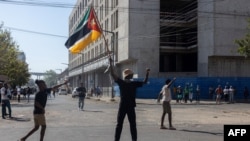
xmin=0 ymin=94 xmax=250 ymax=141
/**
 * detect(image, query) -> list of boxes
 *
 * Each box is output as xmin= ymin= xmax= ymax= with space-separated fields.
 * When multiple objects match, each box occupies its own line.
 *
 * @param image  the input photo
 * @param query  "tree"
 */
xmin=235 ymin=19 xmax=250 ymax=57
xmin=0 ymin=24 xmax=30 ymax=87
xmin=43 ymin=70 xmax=58 ymax=87
xmin=7 ymin=60 xmax=30 ymax=87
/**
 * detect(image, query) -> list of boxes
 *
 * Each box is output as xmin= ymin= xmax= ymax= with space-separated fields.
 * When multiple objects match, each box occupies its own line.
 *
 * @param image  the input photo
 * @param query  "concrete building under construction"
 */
xmin=66 ymin=0 xmax=250 ymax=94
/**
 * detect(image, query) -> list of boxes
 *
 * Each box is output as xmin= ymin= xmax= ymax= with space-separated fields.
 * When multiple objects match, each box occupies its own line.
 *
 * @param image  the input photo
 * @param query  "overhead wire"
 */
xmin=0 ymin=0 xmax=75 ymax=8
xmin=0 ymin=0 xmax=249 ymax=17
xmin=2 ymin=26 xmax=68 ymax=38
xmin=1 ymin=0 xmax=249 ymax=42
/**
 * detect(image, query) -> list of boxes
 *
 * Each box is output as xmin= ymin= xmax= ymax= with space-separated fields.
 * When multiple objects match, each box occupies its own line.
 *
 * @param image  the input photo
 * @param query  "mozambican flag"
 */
xmin=65 ymin=7 xmax=102 ymax=54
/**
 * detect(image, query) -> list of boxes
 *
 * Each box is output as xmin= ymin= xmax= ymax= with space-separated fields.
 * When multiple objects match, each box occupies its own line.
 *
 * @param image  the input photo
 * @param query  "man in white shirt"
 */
xmin=1 ymin=83 xmax=12 ymax=119
xmin=157 ymin=78 xmax=176 ymax=130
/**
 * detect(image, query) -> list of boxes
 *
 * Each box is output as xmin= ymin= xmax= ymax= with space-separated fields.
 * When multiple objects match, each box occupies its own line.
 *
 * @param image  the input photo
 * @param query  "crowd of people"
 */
xmin=169 ymin=82 xmax=249 ymax=104
xmin=171 ymin=83 xmax=201 ymax=104
xmin=214 ymin=84 xmax=238 ymax=104
xmin=0 ymin=82 xmax=38 ymax=120
xmin=1 ymin=85 xmax=36 ymax=103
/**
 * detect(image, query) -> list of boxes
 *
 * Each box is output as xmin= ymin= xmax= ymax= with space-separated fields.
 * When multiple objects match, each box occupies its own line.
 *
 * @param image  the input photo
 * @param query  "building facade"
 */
xmin=67 ymin=0 xmax=250 ymax=93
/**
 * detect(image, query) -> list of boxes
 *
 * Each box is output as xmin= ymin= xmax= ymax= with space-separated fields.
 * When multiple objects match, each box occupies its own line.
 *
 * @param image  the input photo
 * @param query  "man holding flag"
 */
xmin=109 ymin=57 xmax=150 ymax=141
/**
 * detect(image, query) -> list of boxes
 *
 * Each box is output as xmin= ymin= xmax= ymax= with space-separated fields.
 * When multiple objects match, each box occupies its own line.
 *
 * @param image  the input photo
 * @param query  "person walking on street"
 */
xmin=77 ymin=82 xmax=87 ymax=111
xmin=109 ymin=57 xmax=150 ymax=141
xmin=157 ymin=78 xmax=176 ymax=130
xmin=1 ymin=83 xmax=12 ymax=119
xmin=19 ymin=79 xmax=68 ymax=141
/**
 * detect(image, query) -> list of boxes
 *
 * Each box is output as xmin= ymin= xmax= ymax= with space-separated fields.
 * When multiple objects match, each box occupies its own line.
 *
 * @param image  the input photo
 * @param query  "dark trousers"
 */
xmin=115 ymin=106 xmax=137 ymax=141
xmin=78 ymin=97 xmax=85 ymax=109
xmin=2 ymin=100 xmax=11 ymax=118
xmin=184 ymin=94 xmax=188 ymax=103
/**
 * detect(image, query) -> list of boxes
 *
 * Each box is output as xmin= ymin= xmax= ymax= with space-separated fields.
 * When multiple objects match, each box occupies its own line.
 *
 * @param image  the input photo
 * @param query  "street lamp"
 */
xmin=55 ymin=69 xmax=62 ymax=73
xmin=61 ymin=63 xmax=69 ymax=65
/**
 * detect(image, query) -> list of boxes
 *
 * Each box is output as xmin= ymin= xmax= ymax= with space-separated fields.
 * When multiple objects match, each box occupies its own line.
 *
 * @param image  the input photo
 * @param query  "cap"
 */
xmin=123 ymin=69 xmax=134 ymax=78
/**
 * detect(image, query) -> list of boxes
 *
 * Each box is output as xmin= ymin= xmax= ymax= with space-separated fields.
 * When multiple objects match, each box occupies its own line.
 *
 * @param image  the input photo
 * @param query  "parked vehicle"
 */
xmin=58 ymin=88 xmax=67 ymax=95
xmin=72 ymin=87 xmax=79 ymax=98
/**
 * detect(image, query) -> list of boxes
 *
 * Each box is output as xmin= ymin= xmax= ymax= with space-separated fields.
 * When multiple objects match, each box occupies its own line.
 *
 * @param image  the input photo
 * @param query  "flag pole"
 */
xmin=92 ymin=7 xmax=115 ymax=100
xmin=92 ymin=7 xmax=112 ymax=58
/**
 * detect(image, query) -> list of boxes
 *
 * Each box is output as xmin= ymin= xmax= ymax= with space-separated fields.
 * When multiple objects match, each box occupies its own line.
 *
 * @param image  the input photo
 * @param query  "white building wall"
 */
xmin=198 ymin=0 xmax=215 ymax=76
xmin=116 ymin=1 xmax=129 ymax=62
xmin=214 ymin=0 xmax=249 ymax=56
xmin=128 ymin=0 xmax=160 ymax=77
xmin=198 ymin=0 xmax=250 ymax=76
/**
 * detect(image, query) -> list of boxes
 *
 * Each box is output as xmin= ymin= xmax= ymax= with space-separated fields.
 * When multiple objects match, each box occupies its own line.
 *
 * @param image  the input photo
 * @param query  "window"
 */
xmin=95 ymin=46 xmax=98 ymax=57
xmin=105 ymin=19 xmax=109 ymax=35
xmin=100 ymin=5 xmax=103 ymax=20
xmin=115 ymin=32 xmax=118 ymax=61
xmin=159 ymin=53 xmax=197 ymax=72
xmin=88 ymin=51 xmax=90 ymax=61
xmin=111 ymin=10 xmax=118 ymax=30
xmin=105 ymin=0 xmax=109 ymax=16
xmin=111 ymin=0 xmax=114 ymax=10
xmin=115 ymin=10 xmax=118 ymax=28
xmin=91 ymin=49 xmax=94 ymax=59
xmin=80 ymin=3 xmax=82 ymax=14
xmin=100 ymin=43 xmax=103 ymax=55
xmin=111 ymin=14 xmax=114 ymax=30
xmin=85 ymin=53 xmax=88 ymax=62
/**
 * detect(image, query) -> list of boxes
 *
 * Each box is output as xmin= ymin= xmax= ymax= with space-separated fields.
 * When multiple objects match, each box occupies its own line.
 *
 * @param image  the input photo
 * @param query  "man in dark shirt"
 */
xmin=109 ymin=57 xmax=150 ymax=141
xmin=19 ymin=79 xmax=67 ymax=141
xmin=77 ymin=82 xmax=87 ymax=111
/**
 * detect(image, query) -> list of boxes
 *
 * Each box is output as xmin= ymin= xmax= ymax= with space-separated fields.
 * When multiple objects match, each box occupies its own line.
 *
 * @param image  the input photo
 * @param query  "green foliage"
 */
xmin=235 ymin=19 xmax=250 ymax=57
xmin=0 ymin=24 xmax=30 ymax=87
xmin=43 ymin=70 xmax=58 ymax=87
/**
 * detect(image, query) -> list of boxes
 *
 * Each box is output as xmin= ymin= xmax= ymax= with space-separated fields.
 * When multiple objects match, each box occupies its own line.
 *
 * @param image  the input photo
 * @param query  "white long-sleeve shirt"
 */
xmin=1 ymin=87 xmax=11 ymax=100
xmin=160 ymin=84 xmax=172 ymax=102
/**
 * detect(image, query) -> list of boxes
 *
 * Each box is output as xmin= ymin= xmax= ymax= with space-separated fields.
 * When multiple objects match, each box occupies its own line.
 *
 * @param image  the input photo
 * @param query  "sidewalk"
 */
xmin=88 ymin=95 xmax=220 ymax=105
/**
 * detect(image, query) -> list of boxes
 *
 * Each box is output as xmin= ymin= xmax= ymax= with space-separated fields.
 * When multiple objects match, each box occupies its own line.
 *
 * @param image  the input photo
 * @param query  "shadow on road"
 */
xmin=81 ymin=110 xmax=103 ymax=113
xmin=11 ymin=103 xmax=33 ymax=107
xmin=5 ymin=117 xmax=31 ymax=122
xmin=180 ymin=129 xmax=223 ymax=136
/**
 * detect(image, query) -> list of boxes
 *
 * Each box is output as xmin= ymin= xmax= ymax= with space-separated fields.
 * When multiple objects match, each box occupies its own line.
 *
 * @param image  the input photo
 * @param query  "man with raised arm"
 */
xmin=109 ymin=57 xmax=150 ymax=141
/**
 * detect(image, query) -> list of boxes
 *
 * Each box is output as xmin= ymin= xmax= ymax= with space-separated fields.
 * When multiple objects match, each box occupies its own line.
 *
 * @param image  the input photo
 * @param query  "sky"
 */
xmin=0 ymin=0 xmax=76 ymax=74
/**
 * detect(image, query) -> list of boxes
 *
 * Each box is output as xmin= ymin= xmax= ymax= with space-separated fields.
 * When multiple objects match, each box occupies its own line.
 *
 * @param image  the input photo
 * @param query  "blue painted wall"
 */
xmin=114 ymin=77 xmax=250 ymax=100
